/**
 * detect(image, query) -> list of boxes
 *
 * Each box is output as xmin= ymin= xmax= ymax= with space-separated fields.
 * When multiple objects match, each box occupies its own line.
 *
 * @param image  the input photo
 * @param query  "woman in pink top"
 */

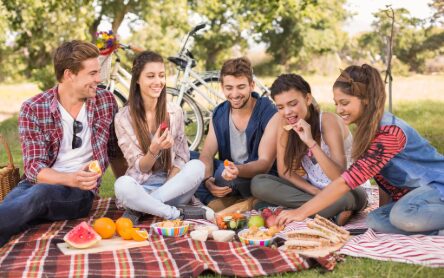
xmin=114 ymin=51 xmax=213 ymax=224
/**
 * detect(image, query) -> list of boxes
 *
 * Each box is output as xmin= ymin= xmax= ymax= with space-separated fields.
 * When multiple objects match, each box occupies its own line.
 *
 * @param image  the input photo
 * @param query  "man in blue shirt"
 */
xmin=195 ymin=57 xmax=279 ymax=212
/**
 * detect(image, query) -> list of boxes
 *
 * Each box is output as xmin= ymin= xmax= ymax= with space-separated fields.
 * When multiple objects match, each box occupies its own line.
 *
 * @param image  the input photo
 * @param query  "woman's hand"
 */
xmin=275 ymin=208 xmax=306 ymax=226
xmin=294 ymin=119 xmax=315 ymax=146
xmin=150 ymin=125 xmax=174 ymax=154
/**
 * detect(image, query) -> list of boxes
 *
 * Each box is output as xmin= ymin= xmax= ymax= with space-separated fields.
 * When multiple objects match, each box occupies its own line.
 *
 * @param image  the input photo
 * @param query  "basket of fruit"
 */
xmin=0 ymin=134 xmax=20 ymax=202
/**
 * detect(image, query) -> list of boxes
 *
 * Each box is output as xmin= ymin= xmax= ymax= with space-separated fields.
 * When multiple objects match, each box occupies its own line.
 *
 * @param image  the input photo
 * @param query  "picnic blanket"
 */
xmin=285 ymin=186 xmax=444 ymax=268
xmin=0 ymin=198 xmax=335 ymax=278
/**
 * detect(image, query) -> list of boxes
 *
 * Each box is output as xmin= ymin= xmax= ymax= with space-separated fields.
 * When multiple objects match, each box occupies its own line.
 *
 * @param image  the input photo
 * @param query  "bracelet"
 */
xmin=307 ymin=141 xmax=317 ymax=158
xmin=308 ymin=141 xmax=317 ymax=150
xmin=148 ymin=148 xmax=161 ymax=160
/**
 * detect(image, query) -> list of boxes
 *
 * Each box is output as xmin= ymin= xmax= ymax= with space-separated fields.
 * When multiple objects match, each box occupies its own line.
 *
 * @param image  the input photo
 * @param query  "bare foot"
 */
xmin=336 ymin=210 xmax=353 ymax=226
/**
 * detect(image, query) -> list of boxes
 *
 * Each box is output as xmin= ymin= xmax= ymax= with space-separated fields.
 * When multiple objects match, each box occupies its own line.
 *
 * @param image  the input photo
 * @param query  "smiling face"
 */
xmin=221 ymin=75 xmax=255 ymax=109
xmin=69 ymin=58 xmax=101 ymax=99
xmin=333 ymin=87 xmax=364 ymax=125
xmin=274 ymin=89 xmax=312 ymax=125
xmin=137 ymin=62 xmax=166 ymax=100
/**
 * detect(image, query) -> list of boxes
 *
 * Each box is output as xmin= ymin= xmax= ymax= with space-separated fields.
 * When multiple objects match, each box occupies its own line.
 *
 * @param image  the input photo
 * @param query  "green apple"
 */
xmin=248 ymin=215 xmax=265 ymax=228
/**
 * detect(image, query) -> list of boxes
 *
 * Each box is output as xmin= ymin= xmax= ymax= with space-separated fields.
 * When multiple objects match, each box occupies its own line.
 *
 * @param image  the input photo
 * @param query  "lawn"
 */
xmin=1 ymin=100 xmax=444 ymax=276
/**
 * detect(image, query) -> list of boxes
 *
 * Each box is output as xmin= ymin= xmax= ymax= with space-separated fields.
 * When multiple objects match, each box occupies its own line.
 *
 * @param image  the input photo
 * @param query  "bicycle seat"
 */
xmin=167 ymin=56 xmax=196 ymax=69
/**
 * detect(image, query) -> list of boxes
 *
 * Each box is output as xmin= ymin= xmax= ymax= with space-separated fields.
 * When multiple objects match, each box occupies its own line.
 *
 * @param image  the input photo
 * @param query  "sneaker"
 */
xmin=122 ymin=208 xmax=143 ymax=226
xmin=178 ymin=205 xmax=215 ymax=222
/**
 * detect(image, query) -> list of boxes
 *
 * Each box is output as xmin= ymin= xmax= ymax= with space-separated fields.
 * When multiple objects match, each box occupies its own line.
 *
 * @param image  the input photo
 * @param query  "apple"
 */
xmin=248 ymin=215 xmax=265 ymax=228
xmin=160 ymin=121 xmax=168 ymax=131
xmin=274 ymin=207 xmax=283 ymax=216
xmin=265 ymin=214 xmax=277 ymax=228
xmin=261 ymin=208 xmax=273 ymax=219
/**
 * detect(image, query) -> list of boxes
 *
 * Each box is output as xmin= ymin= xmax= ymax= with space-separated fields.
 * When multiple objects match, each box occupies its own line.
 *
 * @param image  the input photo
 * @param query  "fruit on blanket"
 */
xmin=248 ymin=215 xmax=265 ymax=228
xmin=116 ymin=217 xmax=133 ymax=237
xmin=64 ymin=221 xmax=101 ymax=249
xmin=120 ymin=227 xmax=134 ymax=240
xmin=93 ymin=217 xmax=116 ymax=239
xmin=261 ymin=208 xmax=273 ymax=219
xmin=265 ymin=214 xmax=277 ymax=228
xmin=131 ymin=228 xmax=149 ymax=241
xmin=88 ymin=160 xmax=102 ymax=175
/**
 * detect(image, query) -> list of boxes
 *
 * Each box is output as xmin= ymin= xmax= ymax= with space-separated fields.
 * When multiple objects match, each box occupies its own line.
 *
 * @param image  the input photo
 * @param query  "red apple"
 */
xmin=274 ymin=207 xmax=283 ymax=216
xmin=160 ymin=121 xmax=168 ymax=131
xmin=261 ymin=208 xmax=273 ymax=219
xmin=265 ymin=214 xmax=277 ymax=228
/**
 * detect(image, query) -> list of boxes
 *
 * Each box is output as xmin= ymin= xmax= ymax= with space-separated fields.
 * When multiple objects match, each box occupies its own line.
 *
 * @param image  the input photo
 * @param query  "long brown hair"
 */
xmin=270 ymin=74 xmax=321 ymax=175
xmin=127 ymin=51 xmax=171 ymax=172
xmin=333 ymin=64 xmax=386 ymax=160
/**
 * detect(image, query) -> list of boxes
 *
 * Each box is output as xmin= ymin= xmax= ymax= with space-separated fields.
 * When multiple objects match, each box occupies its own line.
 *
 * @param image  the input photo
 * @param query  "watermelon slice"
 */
xmin=64 ymin=221 xmax=101 ymax=249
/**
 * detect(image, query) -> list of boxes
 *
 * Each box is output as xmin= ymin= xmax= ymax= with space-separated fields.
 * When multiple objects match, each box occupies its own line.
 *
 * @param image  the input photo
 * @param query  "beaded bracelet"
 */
xmin=307 ymin=142 xmax=317 ymax=157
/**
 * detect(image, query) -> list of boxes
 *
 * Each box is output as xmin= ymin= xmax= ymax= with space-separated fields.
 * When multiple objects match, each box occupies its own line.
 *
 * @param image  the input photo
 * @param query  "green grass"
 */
xmin=1 ymin=101 xmax=444 ymax=277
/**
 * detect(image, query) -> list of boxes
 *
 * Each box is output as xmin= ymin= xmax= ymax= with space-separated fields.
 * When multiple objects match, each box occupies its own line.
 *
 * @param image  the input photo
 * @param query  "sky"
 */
xmin=108 ymin=0 xmax=435 ymax=39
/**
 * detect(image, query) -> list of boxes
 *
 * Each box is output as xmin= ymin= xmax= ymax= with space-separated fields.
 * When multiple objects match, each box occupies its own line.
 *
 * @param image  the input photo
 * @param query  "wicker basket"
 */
xmin=0 ymin=134 xmax=20 ymax=202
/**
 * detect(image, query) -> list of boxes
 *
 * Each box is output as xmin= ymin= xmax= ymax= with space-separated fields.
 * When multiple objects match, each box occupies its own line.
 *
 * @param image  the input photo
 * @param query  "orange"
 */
xmin=224 ymin=159 xmax=230 ymax=167
xmin=131 ymin=228 xmax=148 ymax=241
xmin=116 ymin=217 xmax=133 ymax=237
xmin=88 ymin=160 xmax=102 ymax=175
xmin=93 ymin=217 xmax=116 ymax=239
xmin=119 ymin=227 xmax=134 ymax=240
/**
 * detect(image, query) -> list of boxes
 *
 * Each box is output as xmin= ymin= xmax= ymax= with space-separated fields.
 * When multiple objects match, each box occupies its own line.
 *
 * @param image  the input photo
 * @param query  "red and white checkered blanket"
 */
xmin=0 ymin=198 xmax=334 ymax=277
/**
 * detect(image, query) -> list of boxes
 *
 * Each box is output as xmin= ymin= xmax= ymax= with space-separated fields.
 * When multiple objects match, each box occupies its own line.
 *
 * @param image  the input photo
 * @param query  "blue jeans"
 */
xmin=192 ymin=152 xmax=251 ymax=205
xmin=367 ymin=184 xmax=444 ymax=235
xmin=0 ymin=180 xmax=94 ymax=247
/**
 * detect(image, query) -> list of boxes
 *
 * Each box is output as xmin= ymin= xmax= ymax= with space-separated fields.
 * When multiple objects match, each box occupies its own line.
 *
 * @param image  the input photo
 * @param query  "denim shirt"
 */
xmin=212 ymin=92 xmax=278 ymax=174
xmin=379 ymin=112 xmax=444 ymax=198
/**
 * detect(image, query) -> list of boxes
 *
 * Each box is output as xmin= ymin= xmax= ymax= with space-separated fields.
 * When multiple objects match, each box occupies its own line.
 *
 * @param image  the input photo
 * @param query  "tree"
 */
xmin=246 ymin=0 xmax=349 ymax=71
xmin=188 ymin=0 xmax=250 ymax=70
xmin=2 ymin=0 xmax=94 ymax=89
xmin=357 ymin=8 xmax=443 ymax=72
xmin=89 ymin=0 xmax=153 ymax=42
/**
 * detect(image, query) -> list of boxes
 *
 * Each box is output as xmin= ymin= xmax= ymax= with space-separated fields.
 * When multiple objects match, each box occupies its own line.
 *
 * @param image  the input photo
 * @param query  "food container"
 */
xmin=212 ymin=230 xmax=235 ymax=242
xmin=238 ymin=228 xmax=275 ymax=247
xmin=193 ymin=224 xmax=219 ymax=238
xmin=150 ymin=221 xmax=190 ymax=237
xmin=190 ymin=230 xmax=209 ymax=241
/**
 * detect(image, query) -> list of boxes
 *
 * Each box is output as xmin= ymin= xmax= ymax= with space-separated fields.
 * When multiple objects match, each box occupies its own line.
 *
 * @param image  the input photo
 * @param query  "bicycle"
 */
xmin=97 ymin=25 xmax=270 ymax=151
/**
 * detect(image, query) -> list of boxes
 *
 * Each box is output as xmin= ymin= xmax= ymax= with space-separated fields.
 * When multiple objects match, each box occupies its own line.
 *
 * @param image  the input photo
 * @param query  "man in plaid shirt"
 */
xmin=0 ymin=40 xmax=125 ymax=247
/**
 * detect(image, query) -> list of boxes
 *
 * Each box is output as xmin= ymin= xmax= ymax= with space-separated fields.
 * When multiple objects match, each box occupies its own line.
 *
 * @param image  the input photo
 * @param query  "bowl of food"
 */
xmin=151 ymin=219 xmax=190 ymax=237
xmin=237 ymin=226 xmax=280 ymax=247
xmin=216 ymin=212 xmax=247 ymax=230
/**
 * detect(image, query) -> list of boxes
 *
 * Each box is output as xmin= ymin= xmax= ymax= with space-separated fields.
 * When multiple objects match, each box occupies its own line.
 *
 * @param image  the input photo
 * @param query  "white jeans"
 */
xmin=115 ymin=159 xmax=205 ymax=220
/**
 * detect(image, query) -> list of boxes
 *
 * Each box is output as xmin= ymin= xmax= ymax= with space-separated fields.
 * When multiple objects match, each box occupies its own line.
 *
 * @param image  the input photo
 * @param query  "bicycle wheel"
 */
xmin=167 ymin=87 xmax=204 ymax=151
xmin=185 ymin=75 xmax=222 ymax=135
xmin=98 ymin=84 xmax=128 ymax=107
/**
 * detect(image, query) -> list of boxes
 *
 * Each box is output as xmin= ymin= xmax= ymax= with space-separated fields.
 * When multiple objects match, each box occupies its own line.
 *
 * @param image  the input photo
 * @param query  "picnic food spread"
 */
xmin=282 ymin=214 xmax=350 ymax=256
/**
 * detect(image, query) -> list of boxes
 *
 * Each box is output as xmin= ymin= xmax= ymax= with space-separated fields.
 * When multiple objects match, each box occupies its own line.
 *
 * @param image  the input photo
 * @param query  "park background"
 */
xmin=1 ymin=0 xmax=444 ymax=276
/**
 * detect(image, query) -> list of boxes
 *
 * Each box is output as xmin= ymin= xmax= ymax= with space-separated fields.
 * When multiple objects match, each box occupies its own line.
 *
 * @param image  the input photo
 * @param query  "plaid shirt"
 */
xmin=18 ymin=85 xmax=121 ymax=190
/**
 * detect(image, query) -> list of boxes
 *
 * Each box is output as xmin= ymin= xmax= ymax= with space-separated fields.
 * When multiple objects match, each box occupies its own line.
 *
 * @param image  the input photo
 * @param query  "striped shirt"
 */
xmin=342 ymin=125 xmax=410 ymax=200
xmin=18 ymin=85 xmax=121 ymax=189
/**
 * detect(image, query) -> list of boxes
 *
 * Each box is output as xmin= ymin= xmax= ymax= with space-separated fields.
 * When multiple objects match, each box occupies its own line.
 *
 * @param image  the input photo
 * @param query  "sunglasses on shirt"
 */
xmin=72 ymin=120 xmax=83 ymax=149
